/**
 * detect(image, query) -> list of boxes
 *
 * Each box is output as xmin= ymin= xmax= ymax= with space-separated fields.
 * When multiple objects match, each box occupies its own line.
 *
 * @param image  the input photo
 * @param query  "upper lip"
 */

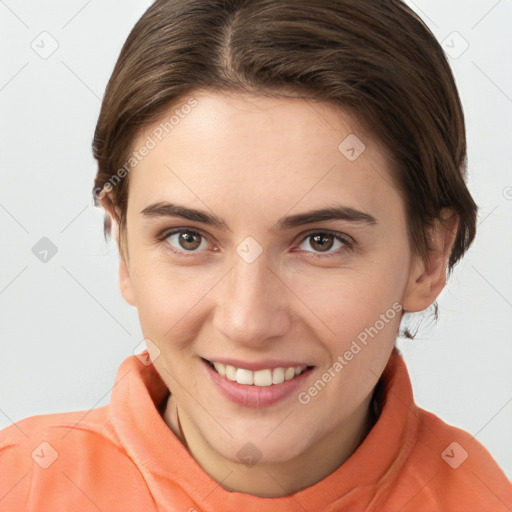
xmin=203 ymin=357 xmax=313 ymax=372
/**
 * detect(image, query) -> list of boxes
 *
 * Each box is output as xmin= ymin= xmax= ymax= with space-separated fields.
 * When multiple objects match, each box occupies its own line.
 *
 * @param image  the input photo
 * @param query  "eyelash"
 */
xmin=156 ymin=227 xmax=354 ymax=258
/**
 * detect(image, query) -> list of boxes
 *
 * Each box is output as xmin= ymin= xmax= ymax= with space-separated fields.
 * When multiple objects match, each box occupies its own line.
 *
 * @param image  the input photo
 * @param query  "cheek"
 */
xmin=128 ymin=254 xmax=217 ymax=346
xmin=300 ymin=256 xmax=407 ymax=351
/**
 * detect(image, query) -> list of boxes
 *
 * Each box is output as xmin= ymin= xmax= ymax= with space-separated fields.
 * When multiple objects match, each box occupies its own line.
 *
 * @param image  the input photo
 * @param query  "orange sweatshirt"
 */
xmin=1 ymin=347 xmax=511 ymax=512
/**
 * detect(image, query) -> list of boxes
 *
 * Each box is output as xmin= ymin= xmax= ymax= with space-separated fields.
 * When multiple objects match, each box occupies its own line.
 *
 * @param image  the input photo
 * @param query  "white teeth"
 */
xmin=272 ymin=367 xmax=285 ymax=384
xmin=235 ymin=368 xmax=254 ymax=385
xmin=211 ymin=361 xmax=307 ymax=386
xmin=225 ymin=364 xmax=236 ymax=381
xmin=284 ymin=367 xmax=295 ymax=381
xmin=253 ymin=369 xmax=273 ymax=386
xmin=213 ymin=362 xmax=226 ymax=377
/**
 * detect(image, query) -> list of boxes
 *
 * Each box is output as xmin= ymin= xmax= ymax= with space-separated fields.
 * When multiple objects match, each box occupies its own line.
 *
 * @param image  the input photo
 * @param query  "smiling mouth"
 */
xmin=204 ymin=358 xmax=314 ymax=387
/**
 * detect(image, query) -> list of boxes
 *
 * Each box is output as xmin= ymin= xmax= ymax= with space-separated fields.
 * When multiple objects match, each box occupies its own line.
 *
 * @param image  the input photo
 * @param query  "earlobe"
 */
xmin=119 ymin=256 xmax=136 ymax=307
xmin=403 ymin=256 xmax=444 ymax=313
xmin=114 ymin=219 xmax=136 ymax=307
xmin=403 ymin=209 xmax=458 ymax=313
xmin=100 ymin=195 xmax=136 ymax=307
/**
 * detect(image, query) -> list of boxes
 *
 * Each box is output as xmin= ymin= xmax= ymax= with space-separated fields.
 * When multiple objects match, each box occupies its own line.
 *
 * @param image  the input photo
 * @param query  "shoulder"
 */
xmin=383 ymin=407 xmax=512 ymax=511
xmin=0 ymin=405 xmax=119 ymax=459
xmin=0 ymin=406 xmax=149 ymax=511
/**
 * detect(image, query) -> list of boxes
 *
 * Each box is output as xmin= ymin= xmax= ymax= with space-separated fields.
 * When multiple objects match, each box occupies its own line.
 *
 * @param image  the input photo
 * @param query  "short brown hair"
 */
xmin=92 ymin=0 xmax=477 ymax=275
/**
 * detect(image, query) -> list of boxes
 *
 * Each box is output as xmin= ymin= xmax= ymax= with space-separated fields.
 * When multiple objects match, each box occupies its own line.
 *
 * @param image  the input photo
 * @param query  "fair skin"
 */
xmin=102 ymin=90 xmax=458 ymax=498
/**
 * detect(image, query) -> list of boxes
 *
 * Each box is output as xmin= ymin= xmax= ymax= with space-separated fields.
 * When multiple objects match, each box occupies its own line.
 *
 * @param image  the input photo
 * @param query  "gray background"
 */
xmin=1 ymin=0 xmax=511 ymax=479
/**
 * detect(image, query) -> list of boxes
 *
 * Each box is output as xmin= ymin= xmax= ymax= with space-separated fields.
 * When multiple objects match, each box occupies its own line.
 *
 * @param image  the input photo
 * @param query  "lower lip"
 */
xmin=202 ymin=359 xmax=314 ymax=408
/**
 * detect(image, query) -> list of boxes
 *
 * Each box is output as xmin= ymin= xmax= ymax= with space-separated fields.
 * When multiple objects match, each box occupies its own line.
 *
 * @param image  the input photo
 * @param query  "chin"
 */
xmin=209 ymin=431 xmax=312 ymax=466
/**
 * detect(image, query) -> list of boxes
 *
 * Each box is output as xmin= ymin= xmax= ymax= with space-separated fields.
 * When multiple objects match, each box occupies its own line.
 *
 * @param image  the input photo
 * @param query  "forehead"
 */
xmin=127 ymin=91 xmax=403 ymax=228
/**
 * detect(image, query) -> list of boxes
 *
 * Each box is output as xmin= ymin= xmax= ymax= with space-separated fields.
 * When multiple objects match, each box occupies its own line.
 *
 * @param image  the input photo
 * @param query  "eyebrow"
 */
xmin=140 ymin=202 xmax=377 ymax=232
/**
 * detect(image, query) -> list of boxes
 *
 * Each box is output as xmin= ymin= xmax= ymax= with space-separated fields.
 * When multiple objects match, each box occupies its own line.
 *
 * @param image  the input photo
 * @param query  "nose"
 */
xmin=212 ymin=251 xmax=292 ymax=349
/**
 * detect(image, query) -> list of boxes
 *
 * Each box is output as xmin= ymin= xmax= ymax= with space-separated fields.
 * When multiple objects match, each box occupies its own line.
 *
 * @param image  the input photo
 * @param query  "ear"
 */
xmin=403 ymin=209 xmax=459 ymax=313
xmin=118 ymin=250 xmax=136 ymax=307
xmin=100 ymin=195 xmax=136 ymax=307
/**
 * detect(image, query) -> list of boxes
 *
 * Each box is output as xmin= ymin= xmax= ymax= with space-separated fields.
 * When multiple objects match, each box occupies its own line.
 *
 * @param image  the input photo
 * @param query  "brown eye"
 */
xmin=297 ymin=231 xmax=352 ymax=256
xmin=178 ymin=231 xmax=202 ymax=250
xmin=309 ymin=233 xmax=334 ymax=252
xmin=163 ymin=229 xmax=209 ymax=253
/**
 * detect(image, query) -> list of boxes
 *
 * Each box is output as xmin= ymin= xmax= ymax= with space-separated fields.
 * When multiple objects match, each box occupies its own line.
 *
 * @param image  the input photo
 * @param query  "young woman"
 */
xmin=2 ymin=0 xmax=511 ymax=510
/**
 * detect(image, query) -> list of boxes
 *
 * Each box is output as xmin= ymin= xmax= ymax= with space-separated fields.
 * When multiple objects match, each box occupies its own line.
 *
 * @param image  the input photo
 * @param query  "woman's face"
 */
xmin=117 ymin=91 xmax=421 ymax=464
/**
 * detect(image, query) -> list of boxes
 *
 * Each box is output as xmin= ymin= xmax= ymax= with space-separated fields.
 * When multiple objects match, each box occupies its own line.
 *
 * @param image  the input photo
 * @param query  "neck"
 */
xmin=163 ymin=389 xmax=379 ymax=497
